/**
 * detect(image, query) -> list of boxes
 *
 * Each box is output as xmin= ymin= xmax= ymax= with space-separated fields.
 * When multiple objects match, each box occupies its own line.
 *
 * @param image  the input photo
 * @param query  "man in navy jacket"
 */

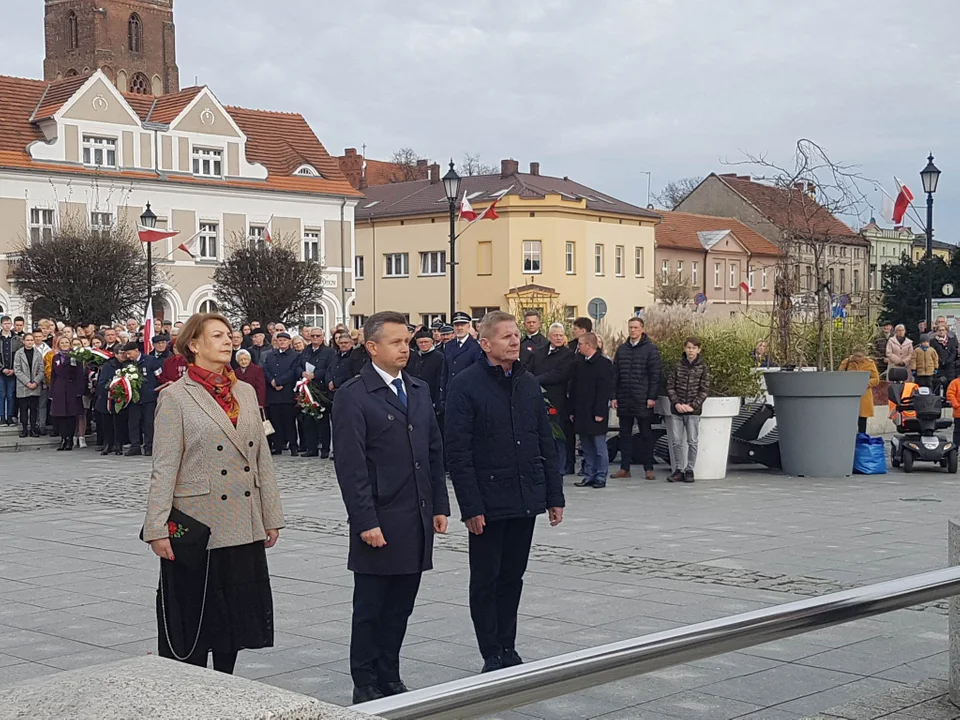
xmin=298 ymin=328 xmax=335 ymax=457
xmin=263 ymin=332 xmax=301 ymax=455
xmin=445 ymin=311 xmax=565 ymax=674
xmin=333 ymin=311 xmax=449 ymax=704
xmin=122 ymin=341 xmax=162 ymax=456
xmin=441 ymin=311 xmax=483 ymax=397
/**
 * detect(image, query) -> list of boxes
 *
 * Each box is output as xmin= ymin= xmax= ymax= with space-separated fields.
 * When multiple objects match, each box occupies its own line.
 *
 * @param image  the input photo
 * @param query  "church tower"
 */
xmin=43 ymin=0 xmax=180 ymax=95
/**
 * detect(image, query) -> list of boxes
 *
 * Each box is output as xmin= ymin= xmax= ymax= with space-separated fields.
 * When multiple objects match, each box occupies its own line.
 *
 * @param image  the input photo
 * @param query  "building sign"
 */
xmin=320 ymin=274 xmax=337 ymax=289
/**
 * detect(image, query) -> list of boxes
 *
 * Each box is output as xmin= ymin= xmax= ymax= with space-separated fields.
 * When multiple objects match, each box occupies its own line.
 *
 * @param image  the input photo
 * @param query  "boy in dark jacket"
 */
xmin=568 ymin=333 xmax=614 ymax=488
xmin=665 ymin=336 xmax=711 ymax=483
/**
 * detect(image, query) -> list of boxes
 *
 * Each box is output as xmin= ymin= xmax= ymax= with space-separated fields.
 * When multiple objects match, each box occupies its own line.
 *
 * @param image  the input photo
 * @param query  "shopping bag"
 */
xmin=853 ymin=433 xmax=887 ymax=475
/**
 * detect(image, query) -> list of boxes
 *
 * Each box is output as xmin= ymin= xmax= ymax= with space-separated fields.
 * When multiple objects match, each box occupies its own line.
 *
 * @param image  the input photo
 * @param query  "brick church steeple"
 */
xmin=43 ymin=0 xmax=180 ymax=95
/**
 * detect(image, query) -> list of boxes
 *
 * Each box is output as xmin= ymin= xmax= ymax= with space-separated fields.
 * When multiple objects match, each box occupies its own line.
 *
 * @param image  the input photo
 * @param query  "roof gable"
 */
xmin=46 ymin=72 xmax=142 ymax=127
xmin=168 ymin=87 xmax=242 ymax=138
xmin=656 ymin=211 xmax=782 ymax=257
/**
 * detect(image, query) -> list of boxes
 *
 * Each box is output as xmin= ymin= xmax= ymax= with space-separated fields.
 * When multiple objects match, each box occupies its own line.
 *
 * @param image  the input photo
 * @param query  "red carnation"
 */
xmin=548 ymin=407 xmax=557 ymax=416
xmin=167 ymin=521 xmax=178 ymax=536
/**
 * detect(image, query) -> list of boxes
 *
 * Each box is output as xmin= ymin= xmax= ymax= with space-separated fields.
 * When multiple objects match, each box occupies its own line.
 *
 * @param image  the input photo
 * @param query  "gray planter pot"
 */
xmin=764 ymin=370 xmax=869 ymax=478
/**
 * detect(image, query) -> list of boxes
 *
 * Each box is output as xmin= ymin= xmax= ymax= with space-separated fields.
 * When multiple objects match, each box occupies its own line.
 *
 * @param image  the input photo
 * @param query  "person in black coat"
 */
xmin=332 ymin=312 xmax=449 ymax=704
xmin=327 ymin=333 xmax=357 ymax=392
xmin=611 ymin=317 xmax=661 ymax=480
xmin=567 ymin=317 xmax=593 ymax=356
xmin=122 ymin=342 xmax=163 ymax=456
xmin=150 ymin=334 xmax=173 ymax=362
xmin=529 ymin=323 xmax=576 ymax=474
xmin=445 ymin=311 xmax=565 ymax=674
xmin=349 ymin=330 xmax=371 ymax=376
xmin=262 ymin=332 xmax=301 ymax=455
xmin=519 ymin=310 xmax=548 ymax=366
xmin=407 ymin=331 xmax=444 ymax=411
xmin=248 ymin=329 xmax=268 ymax=367
xmin=568 ymin=333 xmax=614 ymax=488
xmin=96 ymin=353 xmax=123 ymax=455
xmin=932 ymin=326 xmax=959 ymax=393
xmin=441 ymin=312 xmax=483 ymax=396
xmin=299 ymin=329 xmax=335 ymax=457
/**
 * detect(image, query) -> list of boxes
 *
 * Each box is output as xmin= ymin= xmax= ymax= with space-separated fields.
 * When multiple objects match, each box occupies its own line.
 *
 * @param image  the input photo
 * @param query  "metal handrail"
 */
xmin=353 ymin=566 xmax=960 ymax=720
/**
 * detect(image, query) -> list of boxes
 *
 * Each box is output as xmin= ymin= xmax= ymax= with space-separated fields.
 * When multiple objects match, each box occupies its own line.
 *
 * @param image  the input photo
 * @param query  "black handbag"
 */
xmin=140 ymin=508 xmax=211 ymax=660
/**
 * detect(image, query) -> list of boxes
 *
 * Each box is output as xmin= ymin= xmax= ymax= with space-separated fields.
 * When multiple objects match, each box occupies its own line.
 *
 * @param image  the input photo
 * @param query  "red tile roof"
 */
xmin=656 ymin=211 xmax=782 ymax=256
xmin=0 ymin=73 xmax=360 ymax=198
xmin=715 ymin=173 xmax=865 ymax=244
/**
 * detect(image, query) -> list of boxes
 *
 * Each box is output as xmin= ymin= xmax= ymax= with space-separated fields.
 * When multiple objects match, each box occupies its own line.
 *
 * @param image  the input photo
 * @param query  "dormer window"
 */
xmin=82 ymin=135 xmax=117 ymax=168
xmin=294 ymin=164 xmax=320 ymax=177
xmin=192 ymin=147 xmax=222 ymax=178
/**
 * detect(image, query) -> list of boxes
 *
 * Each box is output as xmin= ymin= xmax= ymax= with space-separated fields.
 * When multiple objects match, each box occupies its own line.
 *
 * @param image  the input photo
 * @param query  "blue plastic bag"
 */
xmin=853 ymin=433 xmax=887 ymax=475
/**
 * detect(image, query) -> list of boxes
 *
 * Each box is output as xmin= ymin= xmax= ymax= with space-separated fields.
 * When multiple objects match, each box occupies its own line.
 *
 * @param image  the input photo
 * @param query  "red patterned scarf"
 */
xmin=187 ymin=364 xmax=240 ymax=426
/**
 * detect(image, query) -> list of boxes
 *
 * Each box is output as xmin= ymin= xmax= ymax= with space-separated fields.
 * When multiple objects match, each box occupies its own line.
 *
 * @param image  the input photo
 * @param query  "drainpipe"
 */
xmin=340 ymin=198 xmax=346 ymax=325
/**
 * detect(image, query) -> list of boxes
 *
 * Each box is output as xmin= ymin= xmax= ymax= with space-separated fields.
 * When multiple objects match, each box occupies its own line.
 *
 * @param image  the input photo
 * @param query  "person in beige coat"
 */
xmin=143 ymin=312 xmax=285 ymax=675
xmin=885 ymin=324 xmax=914 ymax=378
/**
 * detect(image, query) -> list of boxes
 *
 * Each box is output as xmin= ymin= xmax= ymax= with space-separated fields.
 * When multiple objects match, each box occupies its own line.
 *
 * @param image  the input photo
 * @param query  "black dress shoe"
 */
xmin=29 ymin=429 xmax=39 ymax=438
xmin=270 ymin=450 xmax=282 ymax=456
xmin=481 ymin=655 xmax=503 ymax=673
xmin=501 ymin=649 xmax=524 ymax=668
xmin=124 ymin=447 xmax=142 ymax=457
xmin=100 ymin=447 xmax=112 ymax=456
xmin=144 ymin=450 xmax=152 ymax=457
xmin=352 ymin=684 xmax=385 ymax=704
xmin=18 ymin=428 xmax=27 ymax=438
xmin=379 ymin=680 xmax=408 ymax=696
xmin=573 ymin=479 xmax=596 ymax=487
xmin=114 ymin=447 xmax=123 ymax=455
xmin=320 ymin=450 xmax=330 ymax=459
xmin=301 ymin=450 xmax=319 ymax=457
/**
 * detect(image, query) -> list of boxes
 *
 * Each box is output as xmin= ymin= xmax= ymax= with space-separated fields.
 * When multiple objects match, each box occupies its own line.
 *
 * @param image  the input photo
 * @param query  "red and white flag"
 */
xmin=90 ymin=348 xmax=113 ymax=362
xmin=459 ymin=193 xmax=478 ymax=222
xmin=880 ymin=178 xmax=915 ymax=225
xmin=263 ymin=215 xmax=274 ymax=244
xmin=143 ymin=299 xmax=154 ymax=356
xmin=178 ymin=231 xmax=202 ymax=258
xmin=138 ymin=225 xmax=180 ymax=244
xmin=739 ymin=281 xmax=753 ymax=296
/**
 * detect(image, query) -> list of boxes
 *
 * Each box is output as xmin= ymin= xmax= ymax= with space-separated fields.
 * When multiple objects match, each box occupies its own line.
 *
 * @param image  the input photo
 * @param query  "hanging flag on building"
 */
xmin=263 ymin=215 xmax=274 ymax=244
xmin=459 ymin=193 xmax=478 ymax=222
xmin=178 ymin=231 xmax=202 ymax=258
xmin=879 ymin=178 xmax=915 ymax=225
xmin=739 ymin=281 xmax=753 ymax=296
xmin=143 ymin=299 xmax=154 ymax=355
xmin=138 ymin=226 xmax=180 ymax=244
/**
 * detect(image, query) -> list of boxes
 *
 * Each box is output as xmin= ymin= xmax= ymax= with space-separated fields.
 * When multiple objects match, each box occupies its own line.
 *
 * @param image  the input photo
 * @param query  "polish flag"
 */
xmin=459 ymin=193 xmax=478 ymax=222
xmin=263 ymin=215 xmax=274 ymax=244
xmin=138 ymin=225 xmax=180 ymax=244
xmin=476 ymin=198 xmax=500 ymax=222
xmin=143 ymin=299 xmax=154 ymax=356
xmin=739 ymin=281 xmax=753 ymax=296
xmin=178 ymin=231 xmax=202 ymax=258
xmin=892 ymin=178 xmax=914 ymax=225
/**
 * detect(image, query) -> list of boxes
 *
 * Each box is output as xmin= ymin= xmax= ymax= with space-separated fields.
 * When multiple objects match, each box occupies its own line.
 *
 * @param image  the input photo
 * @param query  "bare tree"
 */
xmin=389 ymin=147 xmax=426 ymax=182
xmin=213 ymin=232 xmax=328 ymax=325
xmin=654 ymin=177 xmax=703 ymax=210
xmin=459 ymin=153 xmax=498 ymax=176
xmin=655 ymin=271 xmax=694 ymax=306
xmin=11 ymin=213 xmax=158 ymax=324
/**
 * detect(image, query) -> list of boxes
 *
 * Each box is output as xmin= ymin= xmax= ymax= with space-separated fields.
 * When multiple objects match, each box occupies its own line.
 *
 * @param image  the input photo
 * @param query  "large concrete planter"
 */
xmin=657 ymin=395 xmax=741 ymax=480
xmin=764 ymin=370 xmax=869 ymax=477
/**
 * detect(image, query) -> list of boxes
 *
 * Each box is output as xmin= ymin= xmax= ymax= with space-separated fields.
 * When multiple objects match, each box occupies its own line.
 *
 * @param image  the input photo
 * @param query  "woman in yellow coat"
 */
xmin=839 ymin=350 xmax=881 ymax=434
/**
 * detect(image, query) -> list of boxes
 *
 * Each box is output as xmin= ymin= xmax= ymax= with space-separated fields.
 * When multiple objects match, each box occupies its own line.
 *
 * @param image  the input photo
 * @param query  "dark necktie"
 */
xmin=392 ymin=378 xmax=408 ymax=407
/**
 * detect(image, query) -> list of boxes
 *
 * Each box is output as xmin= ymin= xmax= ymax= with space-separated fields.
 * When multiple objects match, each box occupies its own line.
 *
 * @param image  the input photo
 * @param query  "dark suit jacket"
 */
xmin=332 ymin=363 xmax=450 ymax=576
xmin=528 ymin=343 xmax=574 ymax=416
xmin=519 ymin=333 xmax=548 ymax=366
xmin=262 ymin=349 xmax=301 ymax=405
xmin=408 ymin=348 xmax=444 ymax=410
xmin=134 ymin=353 xmax=163 ymax=405
xmin=569 ymin=352 xmax=614 ymax=435
xmin=442 ymin=335 xmax=483 ymax=393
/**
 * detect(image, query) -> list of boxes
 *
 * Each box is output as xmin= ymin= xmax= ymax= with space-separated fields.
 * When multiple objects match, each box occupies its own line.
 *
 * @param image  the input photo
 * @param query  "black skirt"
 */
xmin=157 ymin=541 xmax=274 ymax=658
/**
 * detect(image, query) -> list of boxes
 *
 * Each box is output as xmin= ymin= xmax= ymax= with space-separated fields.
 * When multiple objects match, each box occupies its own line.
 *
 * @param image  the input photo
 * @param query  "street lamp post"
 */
xmin=441 ymin=161 xmax=462 ymax=321
xmin=140 ymin=202 xmax=157 ymax=307
xmin=920 ymin=154 xmax=941 ymax=329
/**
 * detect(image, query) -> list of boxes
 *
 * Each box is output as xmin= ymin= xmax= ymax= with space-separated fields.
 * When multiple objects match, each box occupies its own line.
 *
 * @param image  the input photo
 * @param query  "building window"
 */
xmin=199 ymin=223 xmax=218 ymax=260
xmin=729 ymin=263 xmax=737 ymax=289
xmin=633 ymin=306 xmax=645 ymax=317
xmin=129 ymin=13 xmax=143 ymax=53
xmin=829 ymin=267 xmax=836 ymax=290
xmin=691 ymin=261 xmax=699 ymax=286
xmin=420 ymin=251 xmax=446 ymax=276
xmin=805 ymin=265 xmax=813 ymax=291
xmin=564 ymin=306 xmax=577 ymax=323
xmin=303 ymin=230 xmax=321 ymax=262
xmin=352 ymin=315 xmax=367 ymax=330
xmin=840 ymin=268 xmax=846 ymax=293
xmin=594 ymin=244 xmax=605 ymax=275
xmin=197 ymin=299 xmax=218 ymax=314
xmin=853 ymin=269 xmax=860 ymax=294
xmin=355 ymin=255 xmax=365 ymax=280
xmin=249 ymin=225 xmax=265 ymax=247
xmin=614 ymin=246 xmax=624 ymax=276
xmin=714 ymin=262 xmax=721 ymax=288
xmin=477 ymin=241 xmax=492 ymax=275
xmin=385 ymin=253 xmax=409 ymax=277
xmin=748 ymin=264 xmax=755 ymax=290
xmin=829 ymin=245 xmax=836 ymax=257
xmin=304 ymin=303 xmax=325 ymax=330
xmin=129 ymin=72 xmax=150 ymax=94
xmin=82 ymin=136 xmax=117 ymax=168
xmin=68 ymin=12 xmax=79 ymax=50
xmin=762 ymin=267 xmax=769 ymax=290
xmin=635 ymin=247 xmax=645 ymax=277
xmin=421 ymin=313 xmax=446 ymax=328
xmin=565 ymin=242 xmax=575 ymax=274
xmin=676 ymin=260 xmax=684 ymax=282
xmin=522 ymin=241 xmax=542 ymax=273
xmin=470 ymin=306 xmax=500 ymax=320
xmin=192 ymin=148 xmax=223 ymax=178
xmin=29 ymin=208 xmax=54 ymax=243
xmin=840 ymin=246 xmax=848 ymax=258
xmin=90 ymin=212 xmax=112 ymax=232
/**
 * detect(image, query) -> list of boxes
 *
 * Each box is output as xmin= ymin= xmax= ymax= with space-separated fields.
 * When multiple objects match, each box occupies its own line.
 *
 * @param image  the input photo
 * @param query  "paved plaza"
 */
xmin=0 ymin=447 xmax=958 ymax=719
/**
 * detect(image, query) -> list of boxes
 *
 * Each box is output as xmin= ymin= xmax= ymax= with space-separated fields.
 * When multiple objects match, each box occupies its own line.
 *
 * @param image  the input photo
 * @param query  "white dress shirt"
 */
xmin=372 ymin=362 xmax=406 ymax=397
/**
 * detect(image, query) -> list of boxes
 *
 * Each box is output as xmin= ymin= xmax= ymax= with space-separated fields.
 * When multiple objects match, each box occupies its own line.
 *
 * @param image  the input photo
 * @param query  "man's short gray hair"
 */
xmin=548 ymin=322 xmax=566 ymax=334
xmin=478 ymin=310 xmax=517 ymax=340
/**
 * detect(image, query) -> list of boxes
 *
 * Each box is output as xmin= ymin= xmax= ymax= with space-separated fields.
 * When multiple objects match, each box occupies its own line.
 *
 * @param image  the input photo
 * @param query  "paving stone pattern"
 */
xmin=1 ymin=451 xmax=959 ymax=719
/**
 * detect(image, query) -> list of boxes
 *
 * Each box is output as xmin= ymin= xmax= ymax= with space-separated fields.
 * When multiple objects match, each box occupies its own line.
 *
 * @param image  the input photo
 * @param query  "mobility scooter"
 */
xmin=887 ymin=367 xmax=958 ymax=473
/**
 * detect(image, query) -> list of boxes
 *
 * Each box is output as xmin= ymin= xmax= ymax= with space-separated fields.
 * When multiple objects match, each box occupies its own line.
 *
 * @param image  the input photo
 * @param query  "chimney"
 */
xmin=501 ymin=158 xmax=519 ymax=179
xmin=737 ymin=175 xmax=751 ymax=181
xmin=529 ymin=162 xmax=540 ymax=176
xmin=429 ymin=163 xmax=441 ymax=184
xmin=339 ymin=148 xmax=363 ymax=190
xmin=344 ymin=147 xmax=357 ymax=157
xmin=416 ymin=159 xmax=428 ymax=168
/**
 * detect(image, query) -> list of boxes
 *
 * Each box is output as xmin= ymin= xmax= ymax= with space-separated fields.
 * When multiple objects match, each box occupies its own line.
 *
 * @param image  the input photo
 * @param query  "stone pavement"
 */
xmin=0 ymin=450 xmax=958 ymax=719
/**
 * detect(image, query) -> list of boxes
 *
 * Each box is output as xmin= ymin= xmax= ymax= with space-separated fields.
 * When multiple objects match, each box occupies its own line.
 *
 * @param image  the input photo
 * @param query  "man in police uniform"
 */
xmin=442 ymin=312 xmax=483 ymax=393
xmin=438 ymin=324 xmax=455 ymax=346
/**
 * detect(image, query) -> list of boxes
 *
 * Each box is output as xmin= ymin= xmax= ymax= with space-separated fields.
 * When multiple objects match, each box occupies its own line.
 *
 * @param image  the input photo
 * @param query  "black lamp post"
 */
xmin=441 ymin=161 xmax=462 ymax=321
xmin=140 ymin=201 xmax=157 ymax=307
xmin=920 ymin=154 xmax=941 ymax=329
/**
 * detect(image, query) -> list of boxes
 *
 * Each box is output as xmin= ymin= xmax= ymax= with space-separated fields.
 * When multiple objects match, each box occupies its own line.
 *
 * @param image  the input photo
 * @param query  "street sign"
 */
xmin=344 ymin=287 xmax=355 ymax=293
xmin=587 ymin=297 xmax=607 ymax=321
xmin=944 ymin=283 xmax=955 ymax=296
xmin=694 ymin=292 xmax=707 ymax=306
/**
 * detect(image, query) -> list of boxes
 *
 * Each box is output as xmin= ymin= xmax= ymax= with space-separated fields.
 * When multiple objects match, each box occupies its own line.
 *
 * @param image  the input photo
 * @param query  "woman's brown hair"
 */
xmin=175 ymin=312 xmax=233 ymax=364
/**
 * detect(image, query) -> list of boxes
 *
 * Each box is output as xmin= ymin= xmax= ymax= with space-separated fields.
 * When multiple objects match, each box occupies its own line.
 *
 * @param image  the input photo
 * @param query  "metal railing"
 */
xmin=353 ymin=566 xmax=960 ymax=720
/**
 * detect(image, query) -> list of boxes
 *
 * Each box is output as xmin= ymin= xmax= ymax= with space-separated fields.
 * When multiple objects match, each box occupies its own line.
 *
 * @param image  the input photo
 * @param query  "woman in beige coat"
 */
xmin=885 ymin=324 xmax=914 ymax=378
xmin=143 ymin=312 xmax=285 ymax=674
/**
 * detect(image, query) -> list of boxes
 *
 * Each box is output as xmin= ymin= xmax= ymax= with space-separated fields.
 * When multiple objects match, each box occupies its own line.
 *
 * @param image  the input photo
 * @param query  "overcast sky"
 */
xmin=3 ymin=1 xmax=959 ymax=240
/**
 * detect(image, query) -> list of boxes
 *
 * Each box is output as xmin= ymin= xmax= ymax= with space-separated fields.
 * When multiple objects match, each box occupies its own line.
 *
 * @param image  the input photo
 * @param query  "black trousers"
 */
xmin=351 ymin=572 xmax=422 ymax=688
xmin=619 ymin=413 xmax=654 ymax=471
xmin=857 ymin=417 xmax=868 ymax=434
xmin=468 ymin=517 xmax=536 ymax=660
xmin=56 ymin=415 xmax=77 ymax=441
xmin=268 ymin=404 xmax=297 ymax=453
xmin=18 ymin=396 xmax=38 ymax=430
xmin=115 ymin=407 xmax=130 ymax=447
xmin=99 ymin=411 xmax=116 ymax=449
xmin=160 ymin=644 xmax=238 ymax=674
xmin=299 ymin=412 xmax=331 ymax=453
xmin=953 ymin=418 xmax=960 ymax=446
xmin=128 ymin=402 xmax=157 ymax=451
xmin=562 ymin=417 xmax=575 ymax=472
